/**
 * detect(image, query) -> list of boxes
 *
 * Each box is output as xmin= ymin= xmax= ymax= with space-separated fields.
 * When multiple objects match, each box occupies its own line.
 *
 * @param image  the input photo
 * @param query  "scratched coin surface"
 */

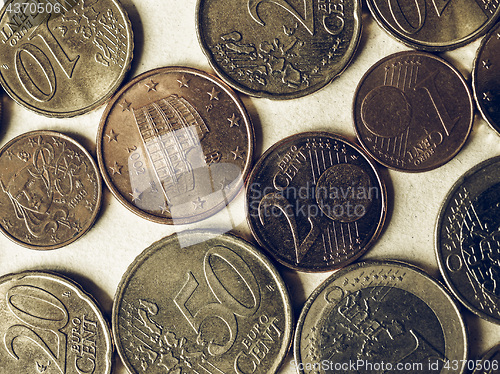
xmin=112 ymin=230 xmax=293 ymax=374
xmin=436 ymin=156 xmax=500 ymax=324
xmin=472 ymin=344 xmax=500 ymax=374
xmin=0 ymin=0 xmax=133 ymax=117
xmin=294 ymin=260 xmax=468 ymax=374
xmin=353 ymin=51 xmax=473 ymax=172
xmin=0 ymin=271 xmax=113 ymax=374
xmin=246 ymin=132 xmax=386 ymax=272
xmin=0 ymin=130 xmax=101 ymax=249
xmin=367 ymin=0 xmax=500 ymax=51
xmin=196 ymin=0 xmax=362 ymax=99
xmin=473 ymin=21 xmax=500 ymax=135
xmin=97 ymin=66 xmax=253 ymax=224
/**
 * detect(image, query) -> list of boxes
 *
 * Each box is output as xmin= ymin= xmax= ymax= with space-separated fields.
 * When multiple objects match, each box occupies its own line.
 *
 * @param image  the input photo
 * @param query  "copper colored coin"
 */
xmin=97 ymin=67 xmax=254 ymax=224
xmin=353 ymin=51 xmax=473 ymax=172
xmin=0 ymin=0 xmax=133 ymax=117
xmin=473 ymin=21 xmax=500 ymax=135
xmin=0 ymin=130 xmax=102 ymax=249
xmin=196 ymin=0 xmax=362 ymax=99
xmin=246 ymin=131 xmax=386 ymax=272
xmin=0 ymin=271 xmax=113 ymax=374
xmin=367 ymin=0 xmax=500 ymax=51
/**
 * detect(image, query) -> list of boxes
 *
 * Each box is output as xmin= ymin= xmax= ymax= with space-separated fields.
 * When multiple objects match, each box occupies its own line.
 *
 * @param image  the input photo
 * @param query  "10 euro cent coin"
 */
xmin=112 ymin=230 xmax=293 ymax=374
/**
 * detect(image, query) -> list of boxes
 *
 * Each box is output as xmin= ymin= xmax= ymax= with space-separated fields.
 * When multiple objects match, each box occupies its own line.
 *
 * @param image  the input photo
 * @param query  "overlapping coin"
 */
xmin=294 ymin=260 xmax=468 ymax=373
xmin=367 ymin=0 xmax=500 ymax=51
xmin=0 ymin=0 xmax=133 ymax=117
xmin=353 ymin=51 xmax=473 ymax=172
xmin=473 ymin=21 xmax=500 ymax=135
xmin=97 ymin=66 xmax=254 ymax=224
xmin=112 ymin=230 xmax=293 ymax=374
xmin=472 ymin=344 xmax=500 ymax=374
xmin=0 ymin=130 xmax=102 ymax=249
xmin=436 ymin=156 xmax=500 ymax=324
xmin=196 ymin=0 xmax=362 ymax=99
xmin=0 ymin=271 xmax=113 ymax=374
xmin=246 ymin=132 xmax=386 ymax=272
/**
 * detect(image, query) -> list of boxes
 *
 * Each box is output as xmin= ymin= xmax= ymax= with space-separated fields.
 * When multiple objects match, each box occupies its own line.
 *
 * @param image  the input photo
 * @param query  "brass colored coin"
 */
xmin=196 ymin=0 xmax=362 ymax=99
xmin=436 ymin=156 xmax=500 ymax=324
xmin=0 ymin=130 xmax=102 ymax=249
xmin=353 ymin=51 xmax=473 ymax=172
xmin=246 ymin=132 xmax=386 ymax=272
xmin=0 ymin=0 xmax=133 ymax=117
xmin=0 ymin=271 xmax=113 ymax=374
xmin=112 ymin=230 xmax=293 ymax=374
xmin=294 ymin=260 xmax=468 ymax=373
xmin=367 ymin=0 xmax=500 ymax=51
xmin=97 ymin=66 xmax=254 ymax=224
xmin=472 ymin=344 xmax=500 ymax=374
xmin=473 ymin=21 xmax=500 ymax=135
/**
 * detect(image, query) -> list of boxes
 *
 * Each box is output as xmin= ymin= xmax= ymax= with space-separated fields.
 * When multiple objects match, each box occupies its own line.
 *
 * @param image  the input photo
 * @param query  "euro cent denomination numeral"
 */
xmin=174 ymin=245 xmax=261 ymax=356
xmin=4 ymin=285 xmax=69 ymax=374
xmin=248 ymin=0 xmax=315 ymax=35
xmin=15 ymin=13 xmax=79 ymax=102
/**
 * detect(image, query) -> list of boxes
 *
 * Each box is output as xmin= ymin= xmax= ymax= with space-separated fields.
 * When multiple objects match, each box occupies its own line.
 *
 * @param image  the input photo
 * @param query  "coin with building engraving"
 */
xmin=473 ymin=21 xmax=500 ymax=135
xmin=0 ymin=0 xmax=133 ymax=117
xmin=196 ymin=0 xmax=361 ymax=99
xmin=97 ymin=66 xmax=253 ymax=224
xmin=246 ymin=132 xmax=386 ymax=272
xmin=353 ymin=51 xmax=473 ymax=172
xmin=367 ymin=0 xmax=500 ymax=51
xmin=294 ymin=260 xmax=468 ymax=374
xmin=472 ymin=343 xmax=500 ymax=374
xmin=112 ymin=230 xmax=293 ymax=374
xmin=436 ymin=156 xmax=500 ymax=324
xmin=0 ymin=270 xmax=113 ymax=374
xmin=0 ymin=130 xmax=102 ymax=249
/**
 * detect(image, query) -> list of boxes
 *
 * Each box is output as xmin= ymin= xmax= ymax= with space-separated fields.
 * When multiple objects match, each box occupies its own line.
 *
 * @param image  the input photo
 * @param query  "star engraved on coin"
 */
xmin=106 ymin=130 xmax=119 ymax=143
xmin=192 ymin=197 xmax=206 ymax=210
xmin=109 ymin=161 xmax=122 ymax=175
xmin=228 ymin=113 xmax=240 ymax=127
xmin=231 ymin=146 xmax=244 ymax=160
xmin=483 ymin=59 xmax=492 ymax=69
xmin=145 ymin=79 xmax=159 ymax=92
xmin=129 ymin=189 xmax=142 ymax=202
xmin=207 ymin=87 xmax=220 ymax=101
xmin=120 ymin=100 xmax=132 ymax=112
xmin=177 ymin=75 xmax=190 ymax=88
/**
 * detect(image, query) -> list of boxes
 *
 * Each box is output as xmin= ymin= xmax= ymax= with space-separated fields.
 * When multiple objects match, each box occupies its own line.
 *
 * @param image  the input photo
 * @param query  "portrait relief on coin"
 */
xmin=0 ymin=271 xmax=113 ymax=374
xmin=353 ymin=51 xmax=473 ymax=172
xmin=0 ymin=0 xmax=133 ymax=117
xmin=367 ymin=0 xmax=500 ymax=50
xmin=196 ymin=0 xmax=362 ymax=99
xmin=436 ymin=156 xmax=500 ymax=324
xmin=246 ymin=132 xmax=386 ymax=272
xmin=97 ymin=67 xmax=254 ymax=224
xmin=294 ymin=261 xmax=468 ymax=374
xmin=113 ymin=231 xmax=293 ymax=374
xmin=0 ymin=131 xmax=101 ymax=249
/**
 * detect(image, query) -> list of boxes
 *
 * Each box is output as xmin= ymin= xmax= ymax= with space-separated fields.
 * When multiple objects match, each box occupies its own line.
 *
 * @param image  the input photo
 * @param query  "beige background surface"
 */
xmin=0 ymin=0 xmax=500 ymax=373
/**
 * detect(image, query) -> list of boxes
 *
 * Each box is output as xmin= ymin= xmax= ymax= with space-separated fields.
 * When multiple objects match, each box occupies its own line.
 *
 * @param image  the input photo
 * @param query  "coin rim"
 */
xmin=195 ymin=0 xmax=362 ymax=100
xmin=472 ymin=22 xmax=500 ymax=136
xmin=245 ymin=131 xmax=387 ymax=272
xmin=293 ymin=259 xmax=469 ymax=373
xmin=96 ymin=66 xmax=255 ymax=225
xmin=0 ymin=0 xmax=134 ymax=118
xmin=352 ymin=50 xmax=474 ymax=173
xmin=0 ymin=269 xmax=114 ymax=374
xmin=112 ymin=229 xmax=294 ymax=374
xmin=435 ymin=155 xmax=500 ymax=324
xmin=0 ymin=130 xmax=103 ymax=250
xmin=366 ymin=0 xmax=500 ymax=52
